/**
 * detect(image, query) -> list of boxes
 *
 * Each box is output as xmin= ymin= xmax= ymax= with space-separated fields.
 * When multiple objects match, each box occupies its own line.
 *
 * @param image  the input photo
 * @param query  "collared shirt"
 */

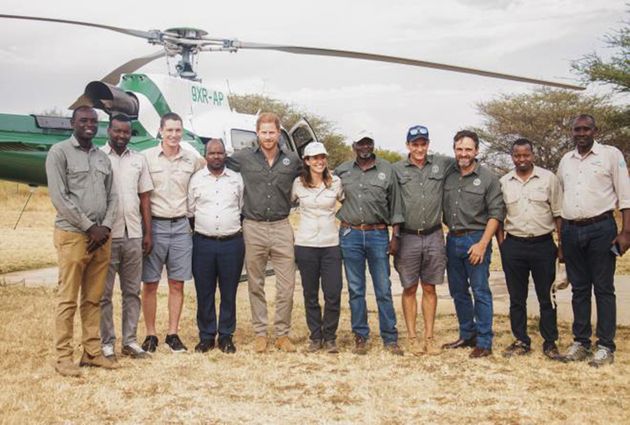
xmin=143 ymin=144 xmax=205 ymax=218
xmin=227 ymin=146 xmax=301 ymax=221
xmin=188 ymin=167 xmax=244 ymax=237
xmin=500 ymin=166 xmax=561 ymax=237
xmin=557 ymin=142 xmax=630 ymax=220
xmin=292 ymin=175 xmax=344 ymax=247
xmin=45 ymin=136 xmax=117 ymax=232
xmin=393 ymin=154 xmax=456 ymax=231
xmin=443 ymin=161 xmax=505 ymax=231
xmin=334 ymin=157 xmax=404 ymax=225
xmin=101 ymin=144 xmax=154 ymax=239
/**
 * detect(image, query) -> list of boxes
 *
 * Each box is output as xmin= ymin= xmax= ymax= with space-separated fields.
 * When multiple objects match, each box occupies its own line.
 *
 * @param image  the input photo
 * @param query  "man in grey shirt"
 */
xmin=45 ymin=106 xmax=119 ymax=376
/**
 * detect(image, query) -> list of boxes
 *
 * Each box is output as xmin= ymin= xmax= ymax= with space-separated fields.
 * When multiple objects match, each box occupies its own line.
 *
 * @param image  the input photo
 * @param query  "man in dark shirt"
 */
xmin=441 ymin=130 xmax=505 ymax=358
xmin=335 ymin=130 xmax=405 ymax=355
xmin=227 ymin=112 xmax=301 ymax=353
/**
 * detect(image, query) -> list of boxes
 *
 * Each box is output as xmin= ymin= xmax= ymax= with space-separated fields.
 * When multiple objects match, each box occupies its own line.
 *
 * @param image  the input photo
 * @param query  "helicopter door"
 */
xmin=288 ymin=118 xmax=318 ymax=158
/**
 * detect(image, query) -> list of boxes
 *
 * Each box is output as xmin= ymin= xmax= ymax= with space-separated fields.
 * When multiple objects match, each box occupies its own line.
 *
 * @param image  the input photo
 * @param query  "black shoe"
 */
xmin=543 ymin=343 xmax=562 ymax=360
xmin=194 ymin=339 xmax=215 ymax=353
xmin=441 ymin=337 xmax=476 ymax=350
xmin=165 ymin=334 xmax=188 ymax=353
xmin=218 ymin=336 xmax=236 ymax=354
xmin=502 ymin=340 xmax=531 ymax=357
xmin=141 ymin=335 xmax=159 ymax=353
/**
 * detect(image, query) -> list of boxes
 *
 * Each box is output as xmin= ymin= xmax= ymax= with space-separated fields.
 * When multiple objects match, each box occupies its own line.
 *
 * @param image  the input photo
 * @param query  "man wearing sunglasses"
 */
xmin=557 ymin=114 xmax=630 ymax=367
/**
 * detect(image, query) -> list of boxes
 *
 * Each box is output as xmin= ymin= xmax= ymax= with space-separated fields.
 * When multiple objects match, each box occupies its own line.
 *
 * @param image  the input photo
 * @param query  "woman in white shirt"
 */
xmin=292 ymin=142 xmax=344 ymax=353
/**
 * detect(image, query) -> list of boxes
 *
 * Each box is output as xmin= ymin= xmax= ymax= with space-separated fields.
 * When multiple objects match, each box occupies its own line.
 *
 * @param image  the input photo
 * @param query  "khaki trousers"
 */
xmin=243 ymin=218 xmax=296 ymax=337
xmin=54 ymin=228 xmax=111 ymax=361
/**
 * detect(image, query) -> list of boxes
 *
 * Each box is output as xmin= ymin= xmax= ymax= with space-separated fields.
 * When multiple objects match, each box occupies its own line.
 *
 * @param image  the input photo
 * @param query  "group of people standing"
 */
xmin=45 ymin=106 xmax=629 ymax=378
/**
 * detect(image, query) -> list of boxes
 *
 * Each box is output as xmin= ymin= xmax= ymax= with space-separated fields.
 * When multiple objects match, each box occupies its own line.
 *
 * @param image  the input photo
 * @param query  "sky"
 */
xmin=0 ymin=0 xmax=625 ymax=154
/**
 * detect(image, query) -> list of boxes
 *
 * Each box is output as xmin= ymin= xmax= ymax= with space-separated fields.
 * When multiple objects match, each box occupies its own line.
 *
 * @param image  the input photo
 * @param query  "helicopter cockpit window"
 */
xmin=231 ymin=129 xmax=258 ymax=151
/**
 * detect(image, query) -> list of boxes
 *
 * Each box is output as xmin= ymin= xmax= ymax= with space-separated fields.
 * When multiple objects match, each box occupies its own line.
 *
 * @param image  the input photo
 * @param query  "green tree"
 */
xmin=572 ymin=13 xmax=630 ymax=92
xmin=375 ymin=148 xmax=403 ymax=163
xmin=474 ymin=88 xmax=629 ymax=173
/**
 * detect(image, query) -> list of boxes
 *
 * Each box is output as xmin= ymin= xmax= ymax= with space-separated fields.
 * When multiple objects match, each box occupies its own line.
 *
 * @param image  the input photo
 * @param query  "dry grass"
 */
xmin=1 ymin=282 xmax=629 ymax=425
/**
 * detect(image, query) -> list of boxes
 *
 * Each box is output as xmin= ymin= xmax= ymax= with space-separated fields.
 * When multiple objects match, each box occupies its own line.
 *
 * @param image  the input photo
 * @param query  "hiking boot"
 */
xmin=384 ymin=342 xmax=404 ymax=356
xmin=141 ymin=335 xmax=158 ymax=353
xmin=323 ymin=340 xmax=339 ymax=354
xmin=502 ymin=340 xmax=531 ymax=358
xmin=543 ymin=343 xmax=562 ymax=360
xmin=55 ymin=360 xmax=81 ymax=377
xmin=194 ymin=339 xmax=215 ymax=353
xmin=353 ymin=335 xmax=368 ymax=355
xmin=218 ymin=336 xmax=236 ymax=354
xmin=79 ymin=352 xmax=121 ymax=369
xmin=122 ymin=342 xmax=151 ymax=359
xmin=424 ymin=337 xmax=441 ymax=356
xmin=407 ymin=337 xmax=425 ymax=356
xmin=165 ymin=334 xmax=188 ymax=353
xmin=101 ymin=344 xmax=117 ymax=362
xmin=275 ymin=336 xmax=297 ymax=352
xmin=254 ymin=336 xmax=268 ymax=353
xmin=563 ymin=342 xmax=591 ymax=362
xmin=305 ymin=339 xmax=322 ymax=353
xmin=588 ymin=345 xmax=614 ymax=368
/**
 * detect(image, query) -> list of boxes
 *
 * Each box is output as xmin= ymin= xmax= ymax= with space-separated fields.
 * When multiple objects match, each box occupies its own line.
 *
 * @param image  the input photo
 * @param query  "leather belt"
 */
xmin=564 ymin=211 xmax=613 ymax=226
xmin=507 ymin=233 xmax=553 ymax=243
xmin=341 ymin=222 xmax=387 ymax=231
xmin=194 ymin=231 xmax=242 ymax=241
xmin=401 ymin=224 xmax=442 ymax=236
xmin=449 ymin=229 xmax=478 ymax=237
xmin=152 ymin=216 xmax=186 ymax=222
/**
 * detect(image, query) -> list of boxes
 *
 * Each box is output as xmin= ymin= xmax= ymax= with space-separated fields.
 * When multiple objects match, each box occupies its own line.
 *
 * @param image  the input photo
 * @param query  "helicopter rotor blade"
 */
xmin=0 ymin=14 xmax=157 ymax=40
xmin=232 ymin=41 xmax=584 ymax=91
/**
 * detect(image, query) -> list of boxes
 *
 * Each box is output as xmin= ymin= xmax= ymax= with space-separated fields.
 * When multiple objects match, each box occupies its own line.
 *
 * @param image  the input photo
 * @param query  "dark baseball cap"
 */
xmin=406 ymin=125 xmax=429 ymax=143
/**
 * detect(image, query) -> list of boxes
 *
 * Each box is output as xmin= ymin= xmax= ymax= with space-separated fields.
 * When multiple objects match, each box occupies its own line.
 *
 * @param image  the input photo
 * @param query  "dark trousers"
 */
xmin=500 ymin=235 xmax=558 ymax=348
xmin=561 ymin=217 xmax=617 ymax=351
xmin=295 ymin=245 xmax=342 ymax=342
xmin=192 ymin=233 xmax=245 ymax=340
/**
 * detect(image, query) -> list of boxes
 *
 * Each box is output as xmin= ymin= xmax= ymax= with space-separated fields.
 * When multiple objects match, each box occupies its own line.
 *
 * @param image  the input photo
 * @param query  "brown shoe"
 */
xmin=407 ymin=337 xmax=425 ymax=356
xmin=385 ymin=342 xmax=404 ymax=356
xmin=79 ymin=352 xmax=121 ymax=369
xmin=323 ymin=340 xmax=339 ymax=354
xmin=254 ymin=336 xmax=268 ymax=353
xmin=275 ymin=336 xmax=297 ymax=353
xmin=55 ymin=360 xmax=81 ymax=377
xmin=353 ymin=334 xmax=368 ymax=355
xmin=305 ymin=339 xmax=322 ymax=353
xmin=442 ymin=337 xmax=476 ymax=350
xmin=469 ymin=347 xmax=492 ymax=359
xmin=424 ymin=337 xmax=441 ymax=356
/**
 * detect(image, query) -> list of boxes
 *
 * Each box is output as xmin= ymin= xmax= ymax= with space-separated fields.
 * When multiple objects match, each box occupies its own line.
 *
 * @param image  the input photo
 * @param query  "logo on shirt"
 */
xmin=378 ymin=172 xmax=386 ymax=181
xmin=282 ymin=158 xmax=291 ymax=166
xmin=432 ymin=165 xmax=439 ymax=174
xmin=473 ymin=178 xmax=481 ymax=186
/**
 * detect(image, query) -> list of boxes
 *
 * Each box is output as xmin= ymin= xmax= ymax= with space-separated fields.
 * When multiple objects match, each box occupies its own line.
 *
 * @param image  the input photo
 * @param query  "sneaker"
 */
xmin=407 ymin=337 xmax=425 ymax=356
xmin=353 ymin=335 xmax=368 ymax=355
xmin=79 ymin=352 xmax=121 ymax=369
xmin=588 ymin=345 xmax=614 ymax=368
xmin=424 ymin=337 xmax=441 ymax=356
xmin=101 ymin=344 xmax=117 ymax=362
xmin=165 ymin=334 xmax=188 ymax=353
xmin=254 ymin=336 xmax=268 ymax=353
xmin=502 ymin=340 xmax=531 ymax=358
xmin=55 ymin=360 xmax=81 ymax=377
xmin=122 ymin=342 xmax=151 ymax=359
xmin=543 ymin=343 xmax=562 ymax=360
xmin=194 ymin=339 xmax=215 ymax=353
xmin=563 ymin=342 xmax=591 ymax=362
xmin=275 ymin=336 xmax=297 ymax=353
xmin=305 ymin=339 xmax=323 ymax=353
xmin=323 ymin=340 xmax=339 ymax=354
xmin=218 ymin=336 xmax=237 ymax=354
xmin=141 ymin=335 xmax=159 ymax=353
xmin=384 ymin=342 xmax=404 ymax=356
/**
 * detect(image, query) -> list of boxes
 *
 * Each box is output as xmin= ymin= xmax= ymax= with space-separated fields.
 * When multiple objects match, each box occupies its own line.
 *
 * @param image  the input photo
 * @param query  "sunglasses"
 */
xmin=408 ymin=126 xmax=428 ymax=136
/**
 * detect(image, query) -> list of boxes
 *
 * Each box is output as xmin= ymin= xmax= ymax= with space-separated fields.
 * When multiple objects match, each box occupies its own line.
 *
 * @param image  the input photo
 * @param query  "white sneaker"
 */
xmin=563 ymin=341 xmax=591 ymax=362
xmin=588 ymin=345 xmax=614 ymax=368
xmin=101 ymin=344 xmax=116 ymax=360
xmin=122 ymin=342 xmax=151 ymax=359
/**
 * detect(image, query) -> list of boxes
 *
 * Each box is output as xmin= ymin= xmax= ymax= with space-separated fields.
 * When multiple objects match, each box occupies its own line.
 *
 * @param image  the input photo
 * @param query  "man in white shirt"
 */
xmin=557 ymin=114 xmax=630 ymax=367
xmin=188 ymin=138 xmax=245 ymax=353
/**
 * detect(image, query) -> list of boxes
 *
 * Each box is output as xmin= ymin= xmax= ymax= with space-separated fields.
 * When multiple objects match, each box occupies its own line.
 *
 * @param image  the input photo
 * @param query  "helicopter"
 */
xmin=0 ymin=14 xmax=584 ymax=187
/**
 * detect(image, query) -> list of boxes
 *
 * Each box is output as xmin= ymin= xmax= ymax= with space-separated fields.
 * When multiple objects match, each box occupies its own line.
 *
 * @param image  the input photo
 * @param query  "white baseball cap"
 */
xmin=353 ymin=130 xmax=374 ymax=143
xmin=303 ymin=142 xmax=328 ymax=157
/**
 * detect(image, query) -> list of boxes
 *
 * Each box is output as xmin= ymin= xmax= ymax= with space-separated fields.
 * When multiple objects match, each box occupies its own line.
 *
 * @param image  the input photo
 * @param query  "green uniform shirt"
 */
xmin=334 ymin=157 xmax=404 ymax=225
xmin=443 ymin=161 xmax=505 ymax=231
xmin=393 ymin=154 xmax=456 ymax=231
xmin=227 ymin=146 xmax=301 ymax=221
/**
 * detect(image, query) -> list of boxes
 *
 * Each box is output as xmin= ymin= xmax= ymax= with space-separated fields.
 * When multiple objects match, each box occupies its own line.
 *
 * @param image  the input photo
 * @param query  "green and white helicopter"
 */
xmin=0 ymin=14 xmax=583 ymax=187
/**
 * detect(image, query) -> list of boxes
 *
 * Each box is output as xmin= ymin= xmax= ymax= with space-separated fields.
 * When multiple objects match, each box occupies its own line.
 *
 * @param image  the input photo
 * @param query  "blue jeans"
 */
xmin=446 ymin=231 xmax=493 ymax=349
xmin=340 ymin=228 xmax=398 ymax=344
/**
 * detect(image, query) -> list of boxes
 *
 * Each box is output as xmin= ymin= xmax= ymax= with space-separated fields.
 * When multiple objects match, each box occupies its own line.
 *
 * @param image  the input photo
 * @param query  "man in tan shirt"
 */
xmin=557 ymin=114 xmax=630 ymax=367
xmin=498 ymin=138 xmax=562 ymax=359
xmin=141 ymin=112 xmax=205 ymax=353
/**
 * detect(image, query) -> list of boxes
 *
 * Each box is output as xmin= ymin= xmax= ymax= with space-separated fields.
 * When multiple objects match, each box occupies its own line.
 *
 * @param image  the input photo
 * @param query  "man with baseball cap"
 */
xmin=335 ymin=130 xmax=405 ymax=355
xmin=391 ymin=125 xmax=455 ymax=355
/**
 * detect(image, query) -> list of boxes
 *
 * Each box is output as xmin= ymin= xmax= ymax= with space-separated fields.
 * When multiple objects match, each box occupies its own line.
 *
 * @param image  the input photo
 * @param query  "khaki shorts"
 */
xmin=394 ymin=229 xmax=446 ymax=288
